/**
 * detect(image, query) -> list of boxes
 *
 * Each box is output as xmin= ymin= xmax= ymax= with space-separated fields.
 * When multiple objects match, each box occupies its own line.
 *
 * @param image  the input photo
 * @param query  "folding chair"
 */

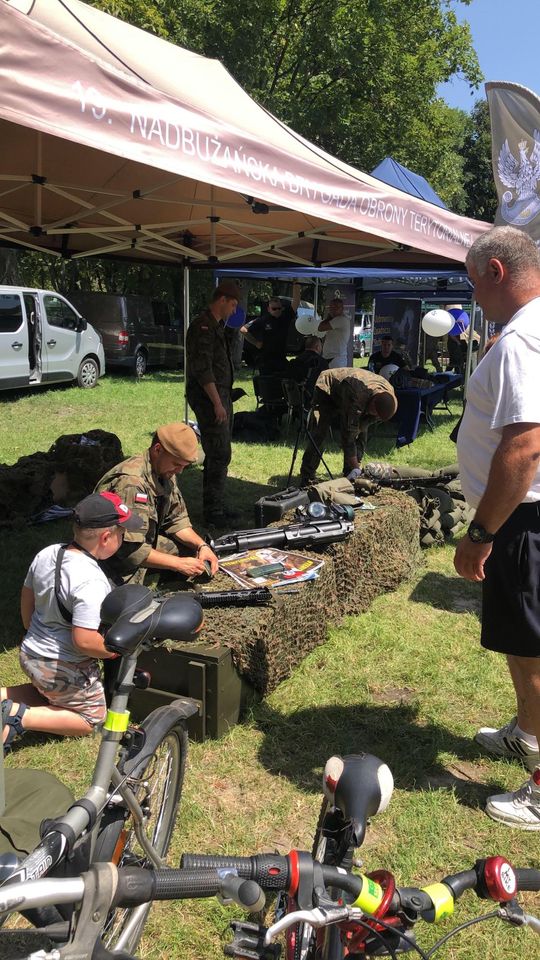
xmin=281 ymin=378 xmax=308 ymax=433
xmin=253 ymin=374 xmax=286 ymax=414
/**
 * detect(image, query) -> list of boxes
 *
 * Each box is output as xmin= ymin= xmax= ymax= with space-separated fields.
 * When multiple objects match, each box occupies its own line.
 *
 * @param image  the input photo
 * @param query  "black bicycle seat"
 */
xmin=322 ymin=753 xmax=394 ymax=847
xmin=101 ymin=585 xmax=204 ymax=656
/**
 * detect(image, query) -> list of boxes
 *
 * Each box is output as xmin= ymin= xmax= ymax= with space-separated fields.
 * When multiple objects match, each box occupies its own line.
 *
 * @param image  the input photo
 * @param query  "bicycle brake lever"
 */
xmin=499 ymin=901 xmax=540 ymax=934
xmin=264 ymin=905 xmax=353 ymax=944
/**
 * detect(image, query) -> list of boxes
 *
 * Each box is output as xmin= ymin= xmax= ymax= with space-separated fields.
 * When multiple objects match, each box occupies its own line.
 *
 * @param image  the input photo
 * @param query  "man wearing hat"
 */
xmin=186 ymin=281 xmax=242 ymax=524
xmin=299 ymin=368 xmax=397 ymax=485
xmin=96 ymin=422 xmax=218 ymax=583
xmin=1 ymin=491 xmax=142 ymax=747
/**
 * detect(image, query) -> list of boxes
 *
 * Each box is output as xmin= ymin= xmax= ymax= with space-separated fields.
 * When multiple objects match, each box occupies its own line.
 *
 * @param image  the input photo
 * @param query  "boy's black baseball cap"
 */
xmin=73 ymin=492 xmax=143 ymax=531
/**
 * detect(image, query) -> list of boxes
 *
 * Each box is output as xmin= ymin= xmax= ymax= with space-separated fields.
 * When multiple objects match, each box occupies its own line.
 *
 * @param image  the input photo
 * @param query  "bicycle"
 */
xmin=0 ymin=582 xmax=204 ymax=956
xmin=179 ymin=751 xmax=540 ymax=959
xmin=1 ymin=824 xmax=539 ymax=959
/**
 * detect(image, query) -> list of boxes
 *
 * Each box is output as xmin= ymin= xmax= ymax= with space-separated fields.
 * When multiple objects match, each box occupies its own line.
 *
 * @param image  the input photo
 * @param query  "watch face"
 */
xmin=468 ymin=522 xmax=493 ymax=543
xmin=469 ymin=525 xmax=484 ymax=542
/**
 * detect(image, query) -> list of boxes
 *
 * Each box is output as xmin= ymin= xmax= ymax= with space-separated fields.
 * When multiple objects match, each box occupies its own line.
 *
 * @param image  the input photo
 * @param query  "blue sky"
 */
xmin=438 ymin=0 xmax=540 ymax=112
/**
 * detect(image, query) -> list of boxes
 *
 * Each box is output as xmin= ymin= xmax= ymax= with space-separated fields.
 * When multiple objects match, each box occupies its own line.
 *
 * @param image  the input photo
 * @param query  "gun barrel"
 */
xmin=212 ymin=519 xmax=354 ymax=558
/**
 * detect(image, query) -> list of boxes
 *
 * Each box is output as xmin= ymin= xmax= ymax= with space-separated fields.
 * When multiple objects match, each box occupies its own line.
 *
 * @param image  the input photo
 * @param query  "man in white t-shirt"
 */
xmin=1 ymin=491 xmax=143 ymax=748
xmin=455 ymin=225 xmax=540 ymax=829
xmin=319 ymin=298 xmax=351 ymax=368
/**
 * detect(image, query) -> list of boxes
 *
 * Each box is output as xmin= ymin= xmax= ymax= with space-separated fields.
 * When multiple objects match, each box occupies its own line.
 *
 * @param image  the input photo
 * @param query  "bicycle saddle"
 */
xmin=322 ymin=753 xmax=394 ymax=847
xmin=101 ymin=584 xmax=204 ymax=655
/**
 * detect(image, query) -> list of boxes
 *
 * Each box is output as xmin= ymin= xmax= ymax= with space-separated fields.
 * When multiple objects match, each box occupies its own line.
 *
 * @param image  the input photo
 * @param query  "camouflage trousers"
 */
xmin=19 ymin=648 xmax=106 ymax=727
xmin=300 ymin=390 xmax=369 ymax=481
xmin=188 ymin=394 xmax=232 ymax=516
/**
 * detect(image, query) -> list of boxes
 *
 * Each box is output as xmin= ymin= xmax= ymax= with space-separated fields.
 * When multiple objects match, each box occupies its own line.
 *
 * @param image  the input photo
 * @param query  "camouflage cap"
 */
xmin=156 ymin=422 xmax=200 ymax=463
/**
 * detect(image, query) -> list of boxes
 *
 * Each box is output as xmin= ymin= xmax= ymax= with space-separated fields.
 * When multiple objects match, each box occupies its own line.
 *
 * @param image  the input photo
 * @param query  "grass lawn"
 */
xmin=1 ymin=370 xmax=538 ymax=960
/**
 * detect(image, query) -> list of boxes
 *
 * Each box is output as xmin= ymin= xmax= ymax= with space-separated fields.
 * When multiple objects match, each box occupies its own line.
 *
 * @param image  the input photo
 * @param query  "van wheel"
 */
xmin=359 ymin=341 xmax=366 ymax=358
xmin=77 ymin=357 xmax=99 ymax=388
xmin=134 ymin=350 xmax=147 ymax=377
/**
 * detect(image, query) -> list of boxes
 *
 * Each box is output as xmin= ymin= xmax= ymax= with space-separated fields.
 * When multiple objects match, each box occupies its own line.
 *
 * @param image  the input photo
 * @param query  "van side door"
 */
xmin=40 ymin=293 xmax=84 ymax=382
xmin=0 ymin=291 xmax=30 ymax=389
xmin=152 ymin=300 xmax=181 ymax=368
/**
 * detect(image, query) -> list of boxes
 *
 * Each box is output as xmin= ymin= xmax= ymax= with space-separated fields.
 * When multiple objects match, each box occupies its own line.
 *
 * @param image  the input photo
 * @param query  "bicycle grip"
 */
xmin=113 ymin=867 xmax=226 ymax=906
xmin=515 ymin=869 xmax=540 ymax=892
xmin=180 ymin=853 xmax=291 ymax=890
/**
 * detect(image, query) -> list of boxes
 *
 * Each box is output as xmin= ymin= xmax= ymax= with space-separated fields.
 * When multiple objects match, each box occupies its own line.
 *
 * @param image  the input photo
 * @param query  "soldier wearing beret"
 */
xmin=95 ymin=422 xmax=218 ymax=583
xmin=186 ymin=281 xmax=240 ymax=525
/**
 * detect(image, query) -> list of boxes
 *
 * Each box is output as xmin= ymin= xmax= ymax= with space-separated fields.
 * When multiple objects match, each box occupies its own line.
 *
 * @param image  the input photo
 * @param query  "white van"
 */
xmin=353 ymin=311 xmax=373 ymax=357
xmin=0 ymin=286 xmax=105 ymax=391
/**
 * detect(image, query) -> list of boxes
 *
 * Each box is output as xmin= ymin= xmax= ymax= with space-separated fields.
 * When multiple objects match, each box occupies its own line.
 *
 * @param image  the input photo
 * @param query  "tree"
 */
xmin=461 ymin=99 xmax=498 ymax=222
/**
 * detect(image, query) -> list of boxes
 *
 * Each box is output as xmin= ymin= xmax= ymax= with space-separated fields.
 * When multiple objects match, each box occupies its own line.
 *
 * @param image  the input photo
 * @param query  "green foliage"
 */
xmin=461 ymin=99 xmax=498 ymax=223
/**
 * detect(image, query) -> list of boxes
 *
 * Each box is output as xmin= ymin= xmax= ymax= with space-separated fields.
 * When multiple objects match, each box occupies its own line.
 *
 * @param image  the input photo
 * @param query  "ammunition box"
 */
xmin=129 ymin=642 xmax=256 ymax=741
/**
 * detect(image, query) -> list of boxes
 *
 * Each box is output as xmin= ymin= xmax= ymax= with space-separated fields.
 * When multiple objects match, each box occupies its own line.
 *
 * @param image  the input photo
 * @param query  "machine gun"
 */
xmin=210 ymin=517 xmax=354 ymax=559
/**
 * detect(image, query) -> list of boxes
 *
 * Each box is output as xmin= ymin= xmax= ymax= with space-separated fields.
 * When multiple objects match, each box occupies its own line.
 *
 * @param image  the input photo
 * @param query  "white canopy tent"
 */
xmin=0 ymin=0 xmax=490 ymax=273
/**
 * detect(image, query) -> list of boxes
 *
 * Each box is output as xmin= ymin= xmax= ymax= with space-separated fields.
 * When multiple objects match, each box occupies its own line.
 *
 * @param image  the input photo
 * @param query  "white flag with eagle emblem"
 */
xmin=486 ymin=81 xmax=540 ymax=241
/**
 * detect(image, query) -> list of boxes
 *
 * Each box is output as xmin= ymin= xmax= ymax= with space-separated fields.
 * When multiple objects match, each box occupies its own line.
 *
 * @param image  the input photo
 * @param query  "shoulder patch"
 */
xmin=134 ymin=492 xmax=149 ymax=504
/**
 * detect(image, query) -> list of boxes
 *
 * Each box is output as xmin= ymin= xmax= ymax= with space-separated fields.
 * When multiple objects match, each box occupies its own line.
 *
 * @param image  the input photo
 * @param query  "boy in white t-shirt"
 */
xmin=1 ymin=491 xmax=143 ymax=748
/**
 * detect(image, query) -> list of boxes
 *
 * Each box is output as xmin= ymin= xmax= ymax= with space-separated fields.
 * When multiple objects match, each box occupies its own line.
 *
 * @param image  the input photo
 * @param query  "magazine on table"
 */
xmin=219 ymin=548 xmax=324 ymax=589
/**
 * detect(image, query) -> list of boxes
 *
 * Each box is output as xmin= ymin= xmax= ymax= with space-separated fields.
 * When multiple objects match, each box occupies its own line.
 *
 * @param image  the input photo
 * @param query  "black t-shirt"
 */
xmin=248 ymin=305 xmax=295 ymax=372
xmin=368 ymin=349 xmax=406 ymax=374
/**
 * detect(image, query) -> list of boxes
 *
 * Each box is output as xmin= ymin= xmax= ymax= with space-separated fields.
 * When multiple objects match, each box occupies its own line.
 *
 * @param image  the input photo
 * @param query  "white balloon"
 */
xmin=421 ymin=309 xmax=454 ymax=337
xmin=295 ymin=313 xmax=323 ymax=337
xmin=379 ymin=363 xmax=400 ymax=381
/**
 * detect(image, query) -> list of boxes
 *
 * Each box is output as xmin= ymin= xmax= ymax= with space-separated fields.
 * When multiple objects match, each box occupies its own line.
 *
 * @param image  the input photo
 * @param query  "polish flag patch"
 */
xmin=134 ymin=492 xmax=148 ymax=504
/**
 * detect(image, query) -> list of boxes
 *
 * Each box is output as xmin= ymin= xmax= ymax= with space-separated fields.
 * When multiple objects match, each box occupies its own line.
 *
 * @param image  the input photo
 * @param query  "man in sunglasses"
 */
xmin=242 ymin=283 xmax=301 ymax=374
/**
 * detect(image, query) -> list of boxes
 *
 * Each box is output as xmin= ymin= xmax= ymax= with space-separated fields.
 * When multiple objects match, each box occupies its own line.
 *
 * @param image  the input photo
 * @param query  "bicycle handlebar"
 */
xmin=3 ymin=854 xmax=540 ymax=960
xmin=179 ymin=851 xmax=540 ymax=923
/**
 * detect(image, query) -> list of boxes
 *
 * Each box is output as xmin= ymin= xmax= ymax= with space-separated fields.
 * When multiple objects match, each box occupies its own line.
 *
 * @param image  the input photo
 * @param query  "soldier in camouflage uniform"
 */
xmin=96 ymin=422 xmax=219 ymax=584
xmin=186 ymin=281 xmax=240 ymax=524
xmin=300 ymin=368 xmax=397 ymax=484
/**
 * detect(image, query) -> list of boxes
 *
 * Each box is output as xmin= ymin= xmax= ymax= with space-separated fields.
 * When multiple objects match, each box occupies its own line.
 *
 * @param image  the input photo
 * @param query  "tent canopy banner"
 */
xmin=0 ymin=0 xmax=489 ymax=266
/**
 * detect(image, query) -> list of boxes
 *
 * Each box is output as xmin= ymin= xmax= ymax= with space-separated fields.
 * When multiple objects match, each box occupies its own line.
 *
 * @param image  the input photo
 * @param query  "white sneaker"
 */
xmin=486 ymin=773 xmax=540 ymax=830
xmin=475 ymin=717 xmax=540 ymax=772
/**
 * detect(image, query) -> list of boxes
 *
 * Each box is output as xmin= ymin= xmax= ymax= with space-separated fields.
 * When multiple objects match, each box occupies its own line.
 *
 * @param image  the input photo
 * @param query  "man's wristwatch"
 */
xmin=467 ymin=521 xmax=495 ymax=544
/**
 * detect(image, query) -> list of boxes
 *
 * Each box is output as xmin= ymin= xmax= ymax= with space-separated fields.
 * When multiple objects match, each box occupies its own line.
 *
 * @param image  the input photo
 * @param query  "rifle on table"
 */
xmin=155 ymin=587 xmax=275 ymax=608
xmin=210 ymin=517 xmax=354 ymax=559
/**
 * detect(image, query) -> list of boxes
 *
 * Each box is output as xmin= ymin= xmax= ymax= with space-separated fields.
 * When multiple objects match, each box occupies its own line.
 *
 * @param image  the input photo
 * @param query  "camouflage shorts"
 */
xmin=19 ymin=649 xmax=107 ymax=727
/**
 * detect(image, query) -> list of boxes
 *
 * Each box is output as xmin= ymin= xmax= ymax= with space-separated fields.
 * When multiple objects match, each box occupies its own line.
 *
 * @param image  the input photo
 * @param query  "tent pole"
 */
xmin=183 ymin=259 xmax=190 ymax=423
xmin=313 ymin=277 xmax=319 ymax=319
xmin=463 ymin=296 xmax=477 ymax=395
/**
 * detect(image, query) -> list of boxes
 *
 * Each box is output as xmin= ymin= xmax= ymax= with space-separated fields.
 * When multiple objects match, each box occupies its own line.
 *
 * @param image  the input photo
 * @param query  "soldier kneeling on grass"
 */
xmin=95 ymin=422 xmax=219 ymax=585
xmin=1 ymin=492 xmax=142 ymax=749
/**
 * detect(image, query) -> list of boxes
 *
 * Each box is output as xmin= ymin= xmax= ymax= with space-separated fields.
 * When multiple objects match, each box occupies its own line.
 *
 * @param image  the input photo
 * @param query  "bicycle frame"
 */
xmin=2 ymin=647 xmax=196 ymax=884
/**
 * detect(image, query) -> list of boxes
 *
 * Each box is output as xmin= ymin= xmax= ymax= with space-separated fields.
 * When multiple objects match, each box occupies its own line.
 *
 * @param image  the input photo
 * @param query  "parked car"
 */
xmin=0 ymin=285 xmax=105 ymax=391
xmin=66 ymin=292 xmax=183 ymax=376
xmin=353 ymin=311 xmax=373 ymax=357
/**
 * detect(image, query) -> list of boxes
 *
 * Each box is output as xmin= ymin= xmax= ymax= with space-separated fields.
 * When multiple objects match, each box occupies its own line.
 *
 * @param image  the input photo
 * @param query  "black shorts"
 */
xmin=481 ymin=502 xmax=540 ymax=657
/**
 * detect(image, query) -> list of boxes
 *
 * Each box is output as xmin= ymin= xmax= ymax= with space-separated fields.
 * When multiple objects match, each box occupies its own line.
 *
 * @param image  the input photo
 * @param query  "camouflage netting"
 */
xmin=353 ymin=463 xmax=474 ymax=549
xmin=166 ymin=489 xmax=421 ymax=695
xmin=0 ymin=430 xmax=123 ymax=527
